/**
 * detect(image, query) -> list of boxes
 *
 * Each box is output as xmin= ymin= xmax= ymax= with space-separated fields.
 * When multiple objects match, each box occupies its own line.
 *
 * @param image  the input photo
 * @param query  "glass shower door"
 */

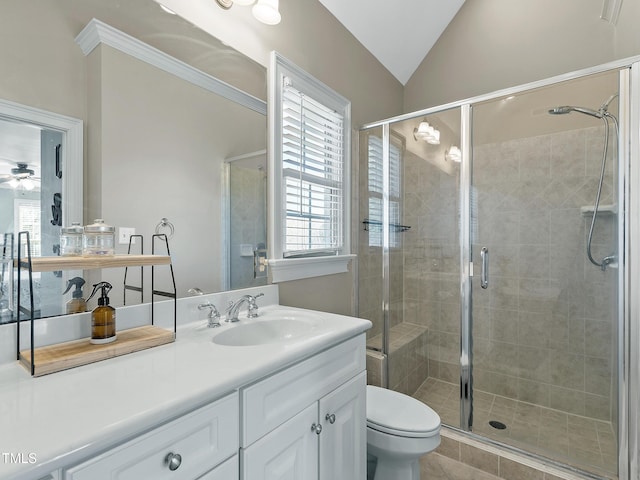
xmin=469 ymin=71 xmax=620 ymax=477
xmin=358 ymin=108 xmax=464 ymax=427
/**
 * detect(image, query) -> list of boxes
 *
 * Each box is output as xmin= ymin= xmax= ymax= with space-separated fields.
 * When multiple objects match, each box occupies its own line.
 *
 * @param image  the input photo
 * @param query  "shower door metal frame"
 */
xmin=459 ymin=104 xmax=473 ymax=431
xmin=360 ymin=54 xmax=640 ymax=480
xmin=625 ymin=61 xmax=640 ymax=480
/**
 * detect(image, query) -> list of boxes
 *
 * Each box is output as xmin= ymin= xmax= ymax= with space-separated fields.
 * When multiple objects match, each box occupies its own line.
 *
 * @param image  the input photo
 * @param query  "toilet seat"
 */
xmin=367 ymin=385 xmax=440 ymax=438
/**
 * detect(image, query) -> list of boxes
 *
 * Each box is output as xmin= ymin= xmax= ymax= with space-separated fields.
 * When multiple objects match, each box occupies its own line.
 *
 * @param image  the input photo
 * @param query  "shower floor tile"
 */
xmin=412 ymin=377 xmax=617 ymax=478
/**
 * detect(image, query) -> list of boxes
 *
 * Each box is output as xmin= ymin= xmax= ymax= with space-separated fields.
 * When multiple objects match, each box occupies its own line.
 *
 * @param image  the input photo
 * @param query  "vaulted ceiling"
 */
xmin=318 ymin=0 xmax=466 ymax=85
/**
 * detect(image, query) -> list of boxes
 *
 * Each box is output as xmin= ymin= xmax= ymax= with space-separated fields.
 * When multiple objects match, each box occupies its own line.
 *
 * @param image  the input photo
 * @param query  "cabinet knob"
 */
xmin=164 ymin=452 xmax=182 ymax=471
xmin=325 ymin=413 xmax=336 ymax=424
xmin=311 ymin=423 xmax=323 ymax=434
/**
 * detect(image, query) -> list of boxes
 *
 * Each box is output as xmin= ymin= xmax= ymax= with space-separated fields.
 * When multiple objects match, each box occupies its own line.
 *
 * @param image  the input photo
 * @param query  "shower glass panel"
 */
xmin=470 ymin=70 xmax=620 ymax=477
xmin=359 ymin=109 xmax=463 ymax=426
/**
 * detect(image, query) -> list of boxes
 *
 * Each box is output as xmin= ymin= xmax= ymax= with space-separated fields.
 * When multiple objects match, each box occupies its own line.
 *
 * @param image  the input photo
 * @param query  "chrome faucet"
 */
xmin=225 ymin=293 xmax=264 ymax=322
xmin=198 ymin=302 xmax=221 ymax=328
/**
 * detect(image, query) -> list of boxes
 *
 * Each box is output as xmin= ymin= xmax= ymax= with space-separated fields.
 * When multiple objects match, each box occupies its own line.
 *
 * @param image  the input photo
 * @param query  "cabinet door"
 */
xmin=242 ymin=403 xmax=318 ymax=480
xmin=318 ymin=372 xmax=366 ymax=480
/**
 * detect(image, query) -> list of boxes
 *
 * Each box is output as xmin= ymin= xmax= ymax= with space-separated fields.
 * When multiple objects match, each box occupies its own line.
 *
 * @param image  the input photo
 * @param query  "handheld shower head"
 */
xmin=548 ymin=106 xmax=573 ymax=115
xmin=548 ymin=105 xmax=603 ymax=118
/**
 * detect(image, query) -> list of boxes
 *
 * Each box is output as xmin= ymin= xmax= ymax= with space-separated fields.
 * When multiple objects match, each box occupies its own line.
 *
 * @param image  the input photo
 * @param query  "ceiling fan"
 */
xmin=0 ymin=162 xmax=41 ymax=190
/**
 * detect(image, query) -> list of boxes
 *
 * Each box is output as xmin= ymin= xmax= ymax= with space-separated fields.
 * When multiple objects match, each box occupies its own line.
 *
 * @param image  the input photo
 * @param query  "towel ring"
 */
xmin=155 ymin=218 xmax=175 ymax=239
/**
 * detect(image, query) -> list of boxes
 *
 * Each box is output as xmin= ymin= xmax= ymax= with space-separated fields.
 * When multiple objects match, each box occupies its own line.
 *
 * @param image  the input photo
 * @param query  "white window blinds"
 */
xmin=281 ymin=77 xmax=345 ymax=257
xmin=367 ymin=134 xmax=402 ymax=248
xmin=14 ymin=199 xmax=41 ymax=257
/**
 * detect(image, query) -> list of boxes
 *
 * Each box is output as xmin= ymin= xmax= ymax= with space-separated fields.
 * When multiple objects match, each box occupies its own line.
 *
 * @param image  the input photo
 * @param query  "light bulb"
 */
xmin=445 ymin=146 xmax=462 ymax=163
xmin=252 ymin=0 xmax=281 ymax=25
xmin=414 ymin=121 xmax=431 ymax=140
xmin=426 ymin=127 xmax=440 ymax=145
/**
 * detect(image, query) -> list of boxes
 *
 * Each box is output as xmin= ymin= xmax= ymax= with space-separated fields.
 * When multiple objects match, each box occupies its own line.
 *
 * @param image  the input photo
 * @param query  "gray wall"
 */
xmin=404 ymin=0 xmax=640 ymax=111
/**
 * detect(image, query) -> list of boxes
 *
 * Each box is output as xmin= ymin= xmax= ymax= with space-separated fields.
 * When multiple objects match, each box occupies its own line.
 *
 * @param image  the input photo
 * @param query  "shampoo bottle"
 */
xmin=87 ymin=282 xmax=116 ymax=344
xmin=63 ymin=277 xmax=87 ymax=314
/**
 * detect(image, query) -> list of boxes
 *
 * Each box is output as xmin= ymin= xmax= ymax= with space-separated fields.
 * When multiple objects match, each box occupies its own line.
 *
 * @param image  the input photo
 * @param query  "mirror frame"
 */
xmin=0 ymin=98 xmax=83 ymax=238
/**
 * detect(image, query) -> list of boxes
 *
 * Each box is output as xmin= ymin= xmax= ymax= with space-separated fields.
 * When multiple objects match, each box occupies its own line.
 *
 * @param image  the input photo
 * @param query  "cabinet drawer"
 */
xmin=65 ymin=392 xmax=239 ymax=480
xmin=242 ymin=334 xmax=365 ymax=446
xmin=197 ymin=454 xmax=238 ymax=479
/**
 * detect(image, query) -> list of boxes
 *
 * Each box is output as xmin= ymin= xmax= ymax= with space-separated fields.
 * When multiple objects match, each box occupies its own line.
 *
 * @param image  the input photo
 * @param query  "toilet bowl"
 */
xmin=366 ymin=385 xmax=441 ymax=480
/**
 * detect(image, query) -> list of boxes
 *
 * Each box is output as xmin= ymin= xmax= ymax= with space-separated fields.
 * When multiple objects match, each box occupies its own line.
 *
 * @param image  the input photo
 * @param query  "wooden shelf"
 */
xmin=19 ymin=325 xmax=175 ymax=377
xmin=16 ymin=254 xmax=171 ymax=272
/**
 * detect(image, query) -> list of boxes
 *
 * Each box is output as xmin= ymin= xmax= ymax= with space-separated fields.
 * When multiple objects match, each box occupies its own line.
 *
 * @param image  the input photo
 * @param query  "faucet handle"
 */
xmin=247 ymin=293 xmax=264 ymax=318
xmin=198 ymin=302 xmax=221 ymax=328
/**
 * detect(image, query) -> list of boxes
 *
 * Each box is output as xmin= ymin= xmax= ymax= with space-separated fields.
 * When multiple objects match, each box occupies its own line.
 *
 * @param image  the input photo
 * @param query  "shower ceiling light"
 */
xmin=214 ymin=0 xmax=281 ymax=25
xmin=413 ymin=121 xmax=440 ymax=145
xmin=445 ymin=146 xmax=462 ymax=163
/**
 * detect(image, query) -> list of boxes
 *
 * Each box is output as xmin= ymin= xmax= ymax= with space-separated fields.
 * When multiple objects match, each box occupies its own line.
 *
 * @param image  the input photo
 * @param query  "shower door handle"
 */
xmin=480 ymin=247 xmax=489 ymax=289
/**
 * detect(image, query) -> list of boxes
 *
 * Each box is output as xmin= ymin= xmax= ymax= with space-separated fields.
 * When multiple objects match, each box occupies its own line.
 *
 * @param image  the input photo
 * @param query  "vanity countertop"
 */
xmin=0 ymin=305 xmax=371 ymax=480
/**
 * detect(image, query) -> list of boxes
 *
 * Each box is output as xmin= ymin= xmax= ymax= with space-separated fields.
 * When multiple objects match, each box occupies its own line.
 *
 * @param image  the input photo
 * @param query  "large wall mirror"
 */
xmin=0 ymin=0 xmax=267 ymax=323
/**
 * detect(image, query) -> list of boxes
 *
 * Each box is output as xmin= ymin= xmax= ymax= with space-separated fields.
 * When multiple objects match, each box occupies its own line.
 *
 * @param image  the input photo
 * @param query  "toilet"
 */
xmin=366 ymin=385 xmax=441 ymax=480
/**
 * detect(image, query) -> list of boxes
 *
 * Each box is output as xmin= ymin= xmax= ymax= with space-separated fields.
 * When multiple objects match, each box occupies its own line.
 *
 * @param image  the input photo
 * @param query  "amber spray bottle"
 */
xmin=87 ymin=282 xmax=116 ymax=344
xmin=63 ymin=277 xmax=87 ymax=314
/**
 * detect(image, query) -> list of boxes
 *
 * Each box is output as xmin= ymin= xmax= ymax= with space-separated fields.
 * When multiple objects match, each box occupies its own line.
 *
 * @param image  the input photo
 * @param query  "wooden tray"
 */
xmin=19 ymin=325 xmax=175 ymax=377
xmin=16 ymin=254 xmax=171 ymax=272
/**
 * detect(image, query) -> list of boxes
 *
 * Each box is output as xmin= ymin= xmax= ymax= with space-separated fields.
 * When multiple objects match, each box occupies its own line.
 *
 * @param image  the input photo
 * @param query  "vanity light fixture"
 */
xmin=413 ymin=121 xmax=440 ymax=145
xmin=445 ymin=146 xmax=462 ymax=163
xmin=252 ymin=0 xmax=282 ymax=25
xmin=215 ymin=0 xmax=281 ymax=25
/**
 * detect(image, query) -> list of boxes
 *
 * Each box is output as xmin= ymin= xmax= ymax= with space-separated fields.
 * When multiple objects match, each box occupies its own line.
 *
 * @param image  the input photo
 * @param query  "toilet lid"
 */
xmin=366 ymin=385 xmax=441 ymax=438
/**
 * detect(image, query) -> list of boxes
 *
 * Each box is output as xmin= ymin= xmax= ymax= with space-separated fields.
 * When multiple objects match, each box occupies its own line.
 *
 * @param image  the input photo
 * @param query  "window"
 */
xmin=14 ymin=199 xmax=41 ymax=257
xmin=367 ymin=134 xmax=403 ymax=249
xmin=269 ymin=52 xmax=353 ymax=282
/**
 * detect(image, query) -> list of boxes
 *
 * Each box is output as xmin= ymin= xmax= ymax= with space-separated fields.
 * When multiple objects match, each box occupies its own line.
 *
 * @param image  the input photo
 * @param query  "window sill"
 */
xmin=268 ymin=254 xmax=356 ymax=283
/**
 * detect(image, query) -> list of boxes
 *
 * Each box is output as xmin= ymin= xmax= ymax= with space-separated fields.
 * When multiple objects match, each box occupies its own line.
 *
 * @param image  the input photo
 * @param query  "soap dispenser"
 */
xmin=87 ymin=281 xmax=116 ymax=344
xmin=63 ymin=277 xmax=87 ymax=314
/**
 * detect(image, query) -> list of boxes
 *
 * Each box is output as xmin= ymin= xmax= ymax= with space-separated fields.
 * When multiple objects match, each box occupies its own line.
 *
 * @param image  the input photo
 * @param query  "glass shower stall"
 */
xmin=358 ymin=63 xmax=637 ymax=479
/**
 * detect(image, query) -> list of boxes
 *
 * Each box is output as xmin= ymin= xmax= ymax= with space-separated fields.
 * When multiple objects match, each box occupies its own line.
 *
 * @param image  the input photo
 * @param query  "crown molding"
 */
xmin=74 ymin=18 xmax=266 ymax=116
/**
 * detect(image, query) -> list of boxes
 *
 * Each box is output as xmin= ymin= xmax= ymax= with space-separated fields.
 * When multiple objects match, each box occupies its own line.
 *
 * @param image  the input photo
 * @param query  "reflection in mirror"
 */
xmin=224 ymin=151 xmax=268 ymax=290
xmin=0 ymin=0 xmax=267 ymax=323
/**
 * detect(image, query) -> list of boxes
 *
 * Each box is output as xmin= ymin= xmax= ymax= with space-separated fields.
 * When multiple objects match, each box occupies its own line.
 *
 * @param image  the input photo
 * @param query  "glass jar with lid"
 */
xmin=60 ymin=222 xmax=84 ymax=256
xmin=82 ymin=219 xmax=115 ymax=256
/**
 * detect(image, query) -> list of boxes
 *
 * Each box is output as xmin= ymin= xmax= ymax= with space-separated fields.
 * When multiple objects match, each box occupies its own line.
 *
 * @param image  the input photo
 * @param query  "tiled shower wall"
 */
xmin=402 ymin=148 xmax=461 ymax=387
xmin=469 ymin=125 xmax=616 ymax=422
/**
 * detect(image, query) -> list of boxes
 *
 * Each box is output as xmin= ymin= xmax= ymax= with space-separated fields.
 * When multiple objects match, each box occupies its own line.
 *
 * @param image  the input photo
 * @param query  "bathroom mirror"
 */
xmin=0 ymin=0 xmax=267 ymax=322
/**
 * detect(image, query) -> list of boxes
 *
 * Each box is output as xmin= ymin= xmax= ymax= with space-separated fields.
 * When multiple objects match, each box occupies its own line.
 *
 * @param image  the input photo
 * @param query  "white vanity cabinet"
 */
xmin=63 ymin=392 xmax=239 ymax=480
xmin=240 ymin=335 xmax=367 ymax=480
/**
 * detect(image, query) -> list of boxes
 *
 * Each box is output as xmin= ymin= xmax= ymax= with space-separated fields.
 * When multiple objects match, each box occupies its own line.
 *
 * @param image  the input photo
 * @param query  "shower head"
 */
xmin=548 ymin=105 xmax=603 ymax=119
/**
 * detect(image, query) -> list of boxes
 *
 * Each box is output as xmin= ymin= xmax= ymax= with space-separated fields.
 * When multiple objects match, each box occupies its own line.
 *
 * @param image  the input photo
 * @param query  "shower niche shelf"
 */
xmin=15 ymin=232 xmax=177 ymax=377
xmin=580 ymin=204 xmax=616 ymax=216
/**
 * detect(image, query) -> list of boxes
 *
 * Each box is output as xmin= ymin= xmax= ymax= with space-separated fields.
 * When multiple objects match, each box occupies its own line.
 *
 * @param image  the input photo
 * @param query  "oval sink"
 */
xmin=212 ymin=319 xmax=315 ymax=346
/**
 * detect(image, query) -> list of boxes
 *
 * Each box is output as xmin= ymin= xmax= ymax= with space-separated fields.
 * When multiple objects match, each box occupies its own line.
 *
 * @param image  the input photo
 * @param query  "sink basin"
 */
xmin=212 ymin=318 xmax=317 ymax=346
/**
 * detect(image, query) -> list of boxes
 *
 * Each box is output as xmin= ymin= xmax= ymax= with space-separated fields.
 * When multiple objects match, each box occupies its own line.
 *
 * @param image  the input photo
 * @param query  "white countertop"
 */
xmin=0 ymin=304 xmax=371 ymax=480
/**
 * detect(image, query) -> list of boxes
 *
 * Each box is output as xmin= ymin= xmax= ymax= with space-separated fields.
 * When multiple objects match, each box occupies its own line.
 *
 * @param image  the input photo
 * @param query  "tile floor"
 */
xmin=413 ymin=377 xmax=617 ymax=478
